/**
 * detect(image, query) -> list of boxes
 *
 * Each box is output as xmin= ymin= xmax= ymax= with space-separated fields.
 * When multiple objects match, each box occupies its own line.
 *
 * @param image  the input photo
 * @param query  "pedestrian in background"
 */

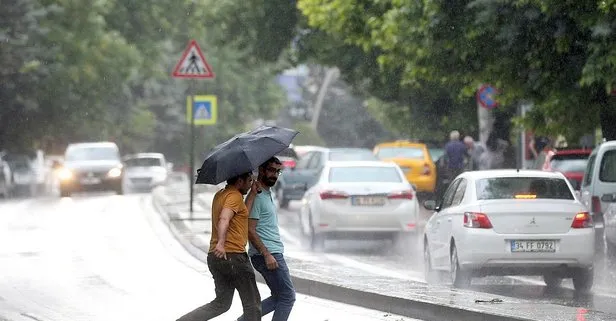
xmin=177 ymin=172 xmax=262 ymax=321
xmin=444 ymin=130 xmax=467 ymax=180
xmin=463 ymin=136 xmax=485 ymax=171
xmin=237 ymin=157 xmax=296 ymax=321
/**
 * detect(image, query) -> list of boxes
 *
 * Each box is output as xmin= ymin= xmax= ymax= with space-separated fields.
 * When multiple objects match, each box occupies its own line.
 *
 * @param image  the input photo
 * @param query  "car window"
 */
xmin=277 ymin=147 xmax=298 ymax=159
xmin=328 ymin=166 xmax=402 ymax=183
xmin=599 ymin=150 xmax=616 ymax=183
xmin=376 ymin=147 xmax=424 ymax=159
xmin=295 ymin=152 xmax=313 ymax=169
xmin=583 ymin=154 xmax=596 ymax=186
xmin=476 ymin=177 xmax=574 ymax=200
xmin=440 ymin=179 xmax=461 ymax=210
xmin=307 ymin=152 xmax=322 ymax=169
xmin=328 ymin=150 xmax=377 ymax=161
xmin=451 ymin=179 xmax=467 ymax=206
xmin=124 ymin=157 xmax=163 ymax=167
xmin=65 ymin=147 xmax=120 ymax=162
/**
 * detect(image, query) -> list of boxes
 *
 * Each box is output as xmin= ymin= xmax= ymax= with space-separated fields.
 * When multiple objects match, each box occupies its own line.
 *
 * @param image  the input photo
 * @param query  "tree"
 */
xmin=298 ymin=0 xmax=616 ymax=141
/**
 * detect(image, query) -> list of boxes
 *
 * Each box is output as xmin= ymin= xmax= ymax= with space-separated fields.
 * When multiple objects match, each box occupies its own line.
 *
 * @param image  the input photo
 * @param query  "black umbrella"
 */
xmin=195 ymin=126 xmax=299 ymax=185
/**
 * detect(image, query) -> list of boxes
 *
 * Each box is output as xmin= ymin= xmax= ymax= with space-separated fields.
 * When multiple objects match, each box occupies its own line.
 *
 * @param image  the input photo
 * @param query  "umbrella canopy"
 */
xmin=195 ymin=126 xmax=299 ymax=185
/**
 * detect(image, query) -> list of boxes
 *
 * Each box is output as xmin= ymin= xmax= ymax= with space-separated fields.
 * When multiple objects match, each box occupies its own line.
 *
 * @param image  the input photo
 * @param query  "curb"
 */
xmin=151 ymin=194 xmax=535 ymax=321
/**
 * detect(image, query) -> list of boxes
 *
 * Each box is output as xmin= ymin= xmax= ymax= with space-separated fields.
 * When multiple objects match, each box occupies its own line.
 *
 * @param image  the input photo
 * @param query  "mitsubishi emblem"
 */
xmin=530 ymin=217 xmax=536 ymax=224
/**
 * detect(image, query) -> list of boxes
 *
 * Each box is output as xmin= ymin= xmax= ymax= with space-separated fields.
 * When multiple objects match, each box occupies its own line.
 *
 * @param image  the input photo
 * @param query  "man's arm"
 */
xmin=248 ymin=218 xmax=271 ymax=256
xmin=216 ymin=207 xmax=235 ymax=246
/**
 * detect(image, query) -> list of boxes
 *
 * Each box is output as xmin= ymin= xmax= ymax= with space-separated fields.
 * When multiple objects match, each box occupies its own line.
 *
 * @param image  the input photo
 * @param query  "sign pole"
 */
xmin=172 ymin=39 xmax=216 ymax=221
xmin=189 ymin=85 xmax=195 ymax=218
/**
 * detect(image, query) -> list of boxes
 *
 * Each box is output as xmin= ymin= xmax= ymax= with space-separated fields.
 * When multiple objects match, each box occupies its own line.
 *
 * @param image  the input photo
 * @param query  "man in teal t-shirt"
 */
xmin=237 ymin=157 xmax=295 ymax=321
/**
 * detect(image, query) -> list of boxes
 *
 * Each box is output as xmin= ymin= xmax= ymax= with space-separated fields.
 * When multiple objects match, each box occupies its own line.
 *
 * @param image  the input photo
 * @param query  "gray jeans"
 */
xmin=177 ymin=252 xmax=261 ymax=321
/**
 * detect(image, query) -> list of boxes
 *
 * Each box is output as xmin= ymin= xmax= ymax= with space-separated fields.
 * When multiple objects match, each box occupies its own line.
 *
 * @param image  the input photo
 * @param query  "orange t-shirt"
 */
xmin=208 ymin=186 xmax=249 ymax=253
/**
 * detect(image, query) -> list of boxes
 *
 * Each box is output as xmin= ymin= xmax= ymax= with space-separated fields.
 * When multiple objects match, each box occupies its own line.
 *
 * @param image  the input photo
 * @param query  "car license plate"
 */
xmin=510 ymin=240 xmax=556 ymax=253
xmin=352 ymin=196 xmax=386 ymax=206
xmin=81 ymin=177 xmax=101 ymax=185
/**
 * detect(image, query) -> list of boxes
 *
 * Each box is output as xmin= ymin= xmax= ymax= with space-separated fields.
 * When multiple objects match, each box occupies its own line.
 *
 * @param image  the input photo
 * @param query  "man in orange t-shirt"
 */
xmin=177 ymin=172 xmax=262 ymax=321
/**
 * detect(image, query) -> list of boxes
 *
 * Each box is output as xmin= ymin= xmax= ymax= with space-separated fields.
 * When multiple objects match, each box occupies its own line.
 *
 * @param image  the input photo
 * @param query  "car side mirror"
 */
xmin=423 ymin=200 xmax=439 ymax=211
xmin=411 ymin=183 xmax=418 ymax=192
xmin=602 ymin=193 xmax=616 ymax=203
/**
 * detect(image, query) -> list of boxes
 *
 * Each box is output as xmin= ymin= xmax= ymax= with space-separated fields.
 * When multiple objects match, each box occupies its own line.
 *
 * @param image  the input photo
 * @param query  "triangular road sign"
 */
xmin=172 ymin=40 xmax=215 ymax=79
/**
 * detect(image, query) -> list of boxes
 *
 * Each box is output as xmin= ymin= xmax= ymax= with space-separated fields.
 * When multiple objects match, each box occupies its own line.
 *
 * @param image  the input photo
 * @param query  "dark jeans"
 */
xmin=177 ymin=252 xmax=261 ymax=321
xmin=238 ymin=253 xmax=296 ymax=321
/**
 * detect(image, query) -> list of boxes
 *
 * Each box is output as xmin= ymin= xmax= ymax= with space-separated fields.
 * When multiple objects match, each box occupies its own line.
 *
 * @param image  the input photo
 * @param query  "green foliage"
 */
xmin=297 ymin=0 xmax=616 ymax=140
xmin=1 ymin=0 xmax=287 ymax=162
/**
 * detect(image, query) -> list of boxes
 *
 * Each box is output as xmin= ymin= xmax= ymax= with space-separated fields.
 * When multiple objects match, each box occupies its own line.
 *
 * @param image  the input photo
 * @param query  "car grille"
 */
xmin=76 ymin=171 xmax=108 ymax=179
xmin=131 ymin=177 xmax=152 ymax=184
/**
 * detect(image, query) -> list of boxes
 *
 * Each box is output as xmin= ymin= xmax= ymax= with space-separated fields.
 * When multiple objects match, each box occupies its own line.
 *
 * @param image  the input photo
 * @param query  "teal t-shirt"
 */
xmin=248 ymin=189 xmax=284 ymax=256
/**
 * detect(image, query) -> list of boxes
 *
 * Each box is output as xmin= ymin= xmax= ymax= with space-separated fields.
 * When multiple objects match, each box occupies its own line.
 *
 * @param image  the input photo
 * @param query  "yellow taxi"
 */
xmin=373 ymin=140 xmax=437 ymax=195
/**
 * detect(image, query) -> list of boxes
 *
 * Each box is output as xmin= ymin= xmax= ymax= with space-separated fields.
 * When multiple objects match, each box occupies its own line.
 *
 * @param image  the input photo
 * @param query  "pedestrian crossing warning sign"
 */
xmin=187 ymin=95 xmax=217 ymax=125
xmin=172 ymin=40 xmax=215 ymax=79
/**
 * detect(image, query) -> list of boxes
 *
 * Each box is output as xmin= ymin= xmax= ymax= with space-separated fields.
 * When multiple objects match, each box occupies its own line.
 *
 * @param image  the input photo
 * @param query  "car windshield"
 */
xmin=328 ymin=166 xmax=402 ymax=183
xmin=376 ymin=147 xmax=424 ymax=159
xmin=550 ymin=153 xmax=589 ymax=172
xmin=66 ymin=147 xmax=120 ymax=162
xmin=328 ymin=150 xmax=378 ymax=161
xmin=124 ymin=157 xmax=163 ymax=167
xmin=476 ymin=177 xmax=574 ymax=200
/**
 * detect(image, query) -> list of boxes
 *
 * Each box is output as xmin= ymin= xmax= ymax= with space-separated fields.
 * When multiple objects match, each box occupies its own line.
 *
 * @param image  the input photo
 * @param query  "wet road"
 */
xmin=277 ymin=201 xmax=616 ymax=315
xmin=0 ymin=194 xmax=421 ymax=321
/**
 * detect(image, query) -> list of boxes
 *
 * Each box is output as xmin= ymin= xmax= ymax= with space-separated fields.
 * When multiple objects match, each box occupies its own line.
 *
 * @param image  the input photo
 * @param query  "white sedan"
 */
xmin=423 ymin=170 xmax=594 ymax=292
xmin=299 ymin=161 xmax=420 ymax=249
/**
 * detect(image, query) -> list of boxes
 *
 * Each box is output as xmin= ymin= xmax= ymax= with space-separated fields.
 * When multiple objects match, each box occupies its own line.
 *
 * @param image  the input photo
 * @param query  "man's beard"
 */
xmin=263 ymin=177 xmax=277 ymax=187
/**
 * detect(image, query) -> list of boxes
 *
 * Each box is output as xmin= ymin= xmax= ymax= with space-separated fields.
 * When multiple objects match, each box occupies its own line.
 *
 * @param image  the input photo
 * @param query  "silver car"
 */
xmin=299 ymin=161 xmax=420 ymax=249
xmin=122 ymin=153 xmax=169 ymax=192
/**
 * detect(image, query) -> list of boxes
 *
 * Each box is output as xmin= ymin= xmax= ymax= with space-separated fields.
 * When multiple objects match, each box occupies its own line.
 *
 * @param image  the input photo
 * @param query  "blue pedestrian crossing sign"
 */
xmin=187 ymin=95 xmax=217 ymax=125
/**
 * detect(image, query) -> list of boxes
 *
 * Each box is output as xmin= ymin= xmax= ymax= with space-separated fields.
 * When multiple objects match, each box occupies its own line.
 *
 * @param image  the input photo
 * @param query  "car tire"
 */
xmin=310 ymin=230 xmax=325 ymax=251
xmin=543 ymin=274 xmax=562 ymax=289
xmin=450 ymin=244 xmax=471 ymax=288
xmin=572 ymin=267 xmax=594 ymax=293
xmin=115 ymin=185 xmax=124 ymax=195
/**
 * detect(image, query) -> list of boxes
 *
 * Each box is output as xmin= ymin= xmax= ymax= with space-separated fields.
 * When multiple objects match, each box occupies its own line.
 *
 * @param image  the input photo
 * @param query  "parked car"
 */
xmin=581 ymin=140 xmax=616 ymax=252
xmin=58 ymin=142 xmax=124 ymax=197
xmin=122 ymin=153 xmax=169 ymax=192
xmin=424 ymin=169 xmax=594 ymax=292
xmin=550 ymin=148 xmax=592 ymax=190
xmin=275 ymin=147 xmax=378 ymax=208
xmin=299 ymin=161 xmax=419 ymax=249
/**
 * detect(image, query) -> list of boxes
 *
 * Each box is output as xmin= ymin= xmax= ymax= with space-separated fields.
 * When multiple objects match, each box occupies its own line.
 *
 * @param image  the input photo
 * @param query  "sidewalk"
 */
xmin=152 ymin=185 xmax=616 ymax=321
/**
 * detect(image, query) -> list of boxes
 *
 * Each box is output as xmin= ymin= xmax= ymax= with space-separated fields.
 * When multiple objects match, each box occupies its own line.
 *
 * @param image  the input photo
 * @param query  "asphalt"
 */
xmin=152 ymin=184 xmax=616 ymax=321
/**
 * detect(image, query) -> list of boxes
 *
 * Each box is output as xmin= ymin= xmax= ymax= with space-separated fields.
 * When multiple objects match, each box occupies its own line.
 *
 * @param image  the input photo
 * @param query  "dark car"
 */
xmin=275 ymin=147 xmax=378 ymax=208
xmin=550 ymin=148 xmax=592 ymax=190
xmin=58 ymin=142 xmax=124 ymax=197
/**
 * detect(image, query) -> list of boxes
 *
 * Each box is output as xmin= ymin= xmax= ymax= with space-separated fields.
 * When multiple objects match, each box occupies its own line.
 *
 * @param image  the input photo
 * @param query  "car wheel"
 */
xmin=310 ymin=228 xmax=325 ymax=251
xmin=450 ymin=244 xmax=471 ymax=288
xmin=572 ymin=267 xmax=594 ymax=293
xmin=607 ymin=238 xmax=616 ymax=258
xmin=424 ymin=240 xmax=440 ymax=284
xmin=115 ymin=185 xmax=124 ymax=195
xmin=543 ymin=274 xmax=562 ymax=289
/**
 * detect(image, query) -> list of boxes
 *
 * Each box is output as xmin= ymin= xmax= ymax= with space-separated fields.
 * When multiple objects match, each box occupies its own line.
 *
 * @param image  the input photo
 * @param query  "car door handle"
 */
xmin=447 ymin=217 xmax=452 ymax=222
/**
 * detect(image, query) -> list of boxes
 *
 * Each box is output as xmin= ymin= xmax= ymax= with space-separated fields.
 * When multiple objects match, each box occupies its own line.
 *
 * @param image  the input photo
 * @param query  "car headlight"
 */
xmin=107 ymin=167 xmax=122 ymax=178
xmin=58 ymin=168 xmax=73 ymax=180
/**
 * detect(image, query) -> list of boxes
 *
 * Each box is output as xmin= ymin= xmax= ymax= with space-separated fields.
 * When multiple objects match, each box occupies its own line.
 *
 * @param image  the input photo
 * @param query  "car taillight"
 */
xmin=571 ymin=211 xmax=593 ymax=228
xmin=319 ymin=190 xmax=349 ymax=200
xmin=388 ymin=190 xmax=414 ymax=200
xmin=592 ymin=196 xmax=601 ymax=214
xmin=283 ymin=160 xmax=296 ymax=169
xmin=422 ymin=163 xmax=431 ymax=175
xmin=463 ymin=212 xmax=493 ymax=229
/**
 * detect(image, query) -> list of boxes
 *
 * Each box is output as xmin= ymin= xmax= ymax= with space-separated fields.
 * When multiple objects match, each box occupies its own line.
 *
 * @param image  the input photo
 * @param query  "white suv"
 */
xmin=580 ymin=140 xmax=616 ymax=252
